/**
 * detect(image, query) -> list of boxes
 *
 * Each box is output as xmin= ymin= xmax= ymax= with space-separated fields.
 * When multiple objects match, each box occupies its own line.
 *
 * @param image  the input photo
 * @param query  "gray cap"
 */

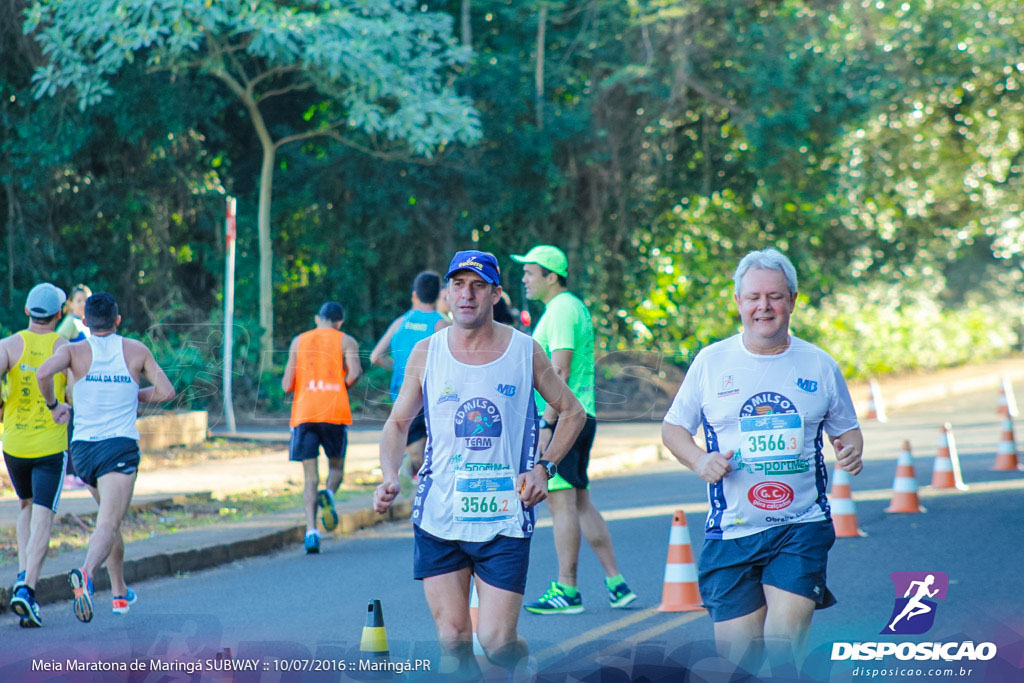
xmin=26 ymin=282 xmax=67 ymax=317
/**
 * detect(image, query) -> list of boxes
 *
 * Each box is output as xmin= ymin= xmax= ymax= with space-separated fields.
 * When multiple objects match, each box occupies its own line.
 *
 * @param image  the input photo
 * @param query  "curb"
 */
xmin=0 ymin=498 xmax=412 ymax=613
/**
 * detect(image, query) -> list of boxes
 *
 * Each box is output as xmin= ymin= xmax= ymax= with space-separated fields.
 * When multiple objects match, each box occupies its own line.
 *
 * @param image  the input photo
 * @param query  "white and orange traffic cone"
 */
xmin=830 ymin=467 xmax=865 ymax=537
xmin=992 ymin=417 xmax=1021 ymax=471
xmin=997 ymin=385 xmax=1011 ymax=418
xmin=931 ymin=425 xmax=957 ymax=489
xmin=866 ymin=379 xmax=888 ymax=422
xmin=997 ymin=376 xmax=1019 ymax=418
xmin=656 ymin=511 xmax=704 ymax=612
xmin=932 ymin=423 xmax=969 ymax=490
xmin=885 ymin=441 xmax=926 ymax=513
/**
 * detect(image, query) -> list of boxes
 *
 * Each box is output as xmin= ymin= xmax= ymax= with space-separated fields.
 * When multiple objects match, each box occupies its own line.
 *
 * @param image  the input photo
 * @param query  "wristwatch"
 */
xmin=536 ymin=459 xmax=557 ymax=479
xmin=46 ymin=398 xmax=59 ymax=410
xmin=538 ymin=418 xmax=557 ymax=431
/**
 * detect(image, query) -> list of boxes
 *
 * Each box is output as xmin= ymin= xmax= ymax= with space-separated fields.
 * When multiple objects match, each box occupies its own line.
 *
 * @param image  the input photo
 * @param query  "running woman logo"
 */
xmin=881 ymin=571 xmax=949 ymax=635
xmin=454 ymin=398 xmax=503 ymax=451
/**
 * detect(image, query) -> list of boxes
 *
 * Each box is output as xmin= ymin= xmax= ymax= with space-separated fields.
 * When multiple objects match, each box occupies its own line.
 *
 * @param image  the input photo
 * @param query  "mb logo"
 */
xmin=881 ymin=571 xmax=949 ymax=635
xmin=796 ymin=378 xmax=818 ymax=393
xmin=496 ymin=384 xmax=517 ymax=397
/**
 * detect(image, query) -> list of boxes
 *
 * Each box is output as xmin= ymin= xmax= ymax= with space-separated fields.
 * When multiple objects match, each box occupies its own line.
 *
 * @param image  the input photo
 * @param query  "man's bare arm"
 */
xmin=343 ymin=334 xmax=362 ymax=389
xmin=281 ymin=337 xmax=299 ymax=393
xmin=138 ymin=346 xmax=176 ymax=403
xmin=373 ymin=341 xmax=428 ymax=514
xmin=369 ymin=317 xmax=401 ymax=371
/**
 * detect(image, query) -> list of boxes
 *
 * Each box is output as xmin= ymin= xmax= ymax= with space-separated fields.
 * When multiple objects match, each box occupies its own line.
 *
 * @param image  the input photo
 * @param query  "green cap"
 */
xmin=510 ymin=245 xmax=569 ymax=278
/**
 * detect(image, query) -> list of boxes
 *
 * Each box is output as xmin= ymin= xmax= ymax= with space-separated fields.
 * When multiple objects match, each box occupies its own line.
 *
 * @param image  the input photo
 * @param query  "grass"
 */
xmin=0 ymin=482 xmax=373 ymax=569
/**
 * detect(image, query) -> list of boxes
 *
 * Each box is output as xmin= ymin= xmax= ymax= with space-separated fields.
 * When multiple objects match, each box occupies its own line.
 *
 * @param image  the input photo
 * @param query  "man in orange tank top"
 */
xmin=282 ymin=301 xmax=362 ymax=554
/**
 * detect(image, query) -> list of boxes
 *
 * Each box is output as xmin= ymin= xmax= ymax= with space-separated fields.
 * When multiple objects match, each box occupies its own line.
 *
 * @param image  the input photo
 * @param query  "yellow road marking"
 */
xmin=535 ymin=476 xmax=1024 ymax=528
xmin=593 ymin=610 xmax=707 ymax=659
xmin=534 ymin=608 xmax=661 ymax=663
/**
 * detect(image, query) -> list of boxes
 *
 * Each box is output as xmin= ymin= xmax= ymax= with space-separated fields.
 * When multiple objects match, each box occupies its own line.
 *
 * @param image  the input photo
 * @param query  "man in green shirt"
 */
xmin=511 ymin=245 xmax=637 ymax=614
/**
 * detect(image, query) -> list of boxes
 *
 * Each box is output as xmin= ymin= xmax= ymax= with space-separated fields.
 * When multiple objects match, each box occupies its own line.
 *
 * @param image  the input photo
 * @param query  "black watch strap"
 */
xmin=46 ymin=398 xmax=59 ymax=410
xmin=536 ymin=459 xmax=557 ymax=479
xmin=538 ymin=418 xmax=557 ymax=431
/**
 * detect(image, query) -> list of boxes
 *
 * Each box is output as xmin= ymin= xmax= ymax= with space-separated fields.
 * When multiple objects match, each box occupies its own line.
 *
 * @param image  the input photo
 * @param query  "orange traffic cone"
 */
xmin=885 ymin=441 xmax=926 ymax=513
xmin=866 ymin=379 xmax=888 ymax=422
xmin=469 ymin=578 xmax=483 ymax=656
xmin=997 ymin=385 xmax=1011 ymax=418
xmin=830 ymin=467 xmax=865 ymax=537
xmin=992 ymin=417 xmax=1021 ymax=471
xmin=656 ymin=511 xmax=704 ymax=612
xmin=931 ymin=425 xmax=956 ymax=489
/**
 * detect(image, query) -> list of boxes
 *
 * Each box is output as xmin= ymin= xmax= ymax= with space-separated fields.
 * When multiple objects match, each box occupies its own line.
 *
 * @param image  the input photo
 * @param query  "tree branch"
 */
xmin=256 ymin=81 xmax=314 ymax=103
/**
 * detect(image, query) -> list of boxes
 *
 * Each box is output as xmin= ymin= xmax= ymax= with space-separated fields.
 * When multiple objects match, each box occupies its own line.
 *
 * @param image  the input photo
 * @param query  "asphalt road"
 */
xmin=3 ymin=389 xmax=1024 ymax=682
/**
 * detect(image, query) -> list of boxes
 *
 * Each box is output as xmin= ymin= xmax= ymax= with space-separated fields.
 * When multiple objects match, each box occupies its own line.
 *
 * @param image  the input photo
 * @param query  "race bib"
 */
xmin=738 ymin=413 xmax=804 ymax=460
xmin=454 ymin=469 xmax=519 ymax=523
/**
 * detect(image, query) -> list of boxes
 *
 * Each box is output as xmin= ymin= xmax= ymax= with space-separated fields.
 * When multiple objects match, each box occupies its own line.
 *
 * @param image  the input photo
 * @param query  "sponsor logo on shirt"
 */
xmin=496 ymin=383 xmax=517 ymax=397
xmin=740 ymin=391 xmax=797 ymax=416
xmin=717 ymin=374 xmax=739 ymax=398
xmin=437 ymin=384 xmax=460 ymax=404
xmin=796 ymin=377 xmax=819 ymax=393
xmin=748 ymin=481 xmax=794 ymax=510
xmin=454 ymin=398 xmax=503 ymax=451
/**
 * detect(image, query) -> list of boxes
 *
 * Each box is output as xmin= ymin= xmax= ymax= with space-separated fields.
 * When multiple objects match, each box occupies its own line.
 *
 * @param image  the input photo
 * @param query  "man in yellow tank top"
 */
xmin=0 ymin=283 xmax=71 ymax=627
xmin=282 ymin=301 xmax=362 ymax=554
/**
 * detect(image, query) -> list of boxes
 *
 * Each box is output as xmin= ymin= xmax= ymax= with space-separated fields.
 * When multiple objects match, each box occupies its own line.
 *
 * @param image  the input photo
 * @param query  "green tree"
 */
xmin=26 ymin=0 xmax=481 ymax=364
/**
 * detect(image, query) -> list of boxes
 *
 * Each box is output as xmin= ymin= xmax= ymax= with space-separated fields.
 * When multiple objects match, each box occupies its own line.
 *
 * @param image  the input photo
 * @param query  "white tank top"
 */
xmin=413 ymin=327 xmax=538 ymax=542
xmin=72 ymin=334 xmax=140 ymax=442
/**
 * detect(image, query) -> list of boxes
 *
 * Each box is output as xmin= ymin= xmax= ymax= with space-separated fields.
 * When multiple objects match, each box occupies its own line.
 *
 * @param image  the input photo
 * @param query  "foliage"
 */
xmin=1 ymin=0 xmax=1023 ymax=411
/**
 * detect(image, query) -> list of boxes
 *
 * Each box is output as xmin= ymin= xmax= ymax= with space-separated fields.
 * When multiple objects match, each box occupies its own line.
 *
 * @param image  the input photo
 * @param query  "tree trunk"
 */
xmin=257 ymin=142 xmax=275 ymax=371
xmin=535 ymin=3 xmax=547 ymax=130
xmin=461 ymin=0 xmax=472 ymax=46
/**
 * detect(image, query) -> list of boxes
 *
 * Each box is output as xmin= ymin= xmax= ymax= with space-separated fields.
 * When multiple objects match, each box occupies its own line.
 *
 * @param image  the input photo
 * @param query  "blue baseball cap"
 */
xmin=445 ymin=250 xmax=501 ymax=285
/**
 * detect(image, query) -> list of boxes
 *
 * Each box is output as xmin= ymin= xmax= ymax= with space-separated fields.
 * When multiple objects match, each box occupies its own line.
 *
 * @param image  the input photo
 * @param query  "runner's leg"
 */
xmin=423 ymin=567 xmax=481 ymax=678
xmin=82 ymin=472 xmax=137 ymax=581
xmin=25 ymin=505 xmax=56 ymax=588
xmin=763 ymin=584 xmax=815 ymax=670
xmin=476 ymin=577 xmax=529 ymax=670
xmin=714 ymin=605 xmax=767 ymax=672
xmin=15 ymin=499 xmax=31 ymax=577
xmin=547 ymin=488 xmax=581 ymax=586
xmin=325 ymin=457 xmax=344 ymax=495
xmin=302 ymin=457 xmax=320 ymax=531
xmin=576 ymin=489 xmax=621 ymax=577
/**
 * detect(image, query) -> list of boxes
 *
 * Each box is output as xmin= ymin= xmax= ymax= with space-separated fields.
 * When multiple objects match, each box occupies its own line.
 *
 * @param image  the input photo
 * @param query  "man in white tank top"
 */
xmin=38 ymin=293 xmax=176 ymax=623
xmin=374 ymin=251 xmax=586 ymax=679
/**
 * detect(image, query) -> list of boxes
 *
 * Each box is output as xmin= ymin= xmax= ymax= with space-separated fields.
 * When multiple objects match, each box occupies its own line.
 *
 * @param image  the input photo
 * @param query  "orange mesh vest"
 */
xmin=289 ymin=328 xmax=352 ymax=427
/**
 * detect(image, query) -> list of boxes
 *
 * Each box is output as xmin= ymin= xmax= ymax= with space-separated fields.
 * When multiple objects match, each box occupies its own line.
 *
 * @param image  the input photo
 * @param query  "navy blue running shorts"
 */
xmin=289 ymin=422 xmax=348 ymax=462
xmin=3 ymin=451 xmax=67 ymax=511
xmin=406 ymin=410 xmax=427 ymax=446
xmin=413 ymin=525 xmax=531 ymax=595
xmin=698 ymin=519 xmax=837 ymax=622
xmin=71 ymin=438 xmax=141 ymax=488
xmin=548 ymin=413 xmax=597 ymax=491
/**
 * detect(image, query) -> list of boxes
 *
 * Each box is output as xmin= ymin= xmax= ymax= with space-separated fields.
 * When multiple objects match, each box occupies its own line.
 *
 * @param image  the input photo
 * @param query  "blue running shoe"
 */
xmin=317 ymin=489 xmax=338 ymax=531
xmin=68 ymin=568 xmax=94 ymax=623
xmin=112 ymin=587 xmax=137 ymax=615
xmin=608 ymin=580 xmax=638 ymax=609
xmin=11 ymin=586 xmax=42 ymax=627
xmin=524 ymin=582 xmax=584 ymax=615
xmin=304 ymin=530 xmax=321 ymax=554
xmin=14 ymin=570 xmax=26 ymax=591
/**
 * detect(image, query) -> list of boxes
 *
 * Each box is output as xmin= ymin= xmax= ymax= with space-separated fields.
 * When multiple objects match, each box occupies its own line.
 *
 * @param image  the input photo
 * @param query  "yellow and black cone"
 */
xmin=360 ymin=599 xmax=389 ymax=659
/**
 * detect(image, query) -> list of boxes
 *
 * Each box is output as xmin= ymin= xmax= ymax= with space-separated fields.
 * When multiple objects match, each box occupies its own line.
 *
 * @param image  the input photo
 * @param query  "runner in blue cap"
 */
xmin=374 ymin=249 xmax=586 ymax=678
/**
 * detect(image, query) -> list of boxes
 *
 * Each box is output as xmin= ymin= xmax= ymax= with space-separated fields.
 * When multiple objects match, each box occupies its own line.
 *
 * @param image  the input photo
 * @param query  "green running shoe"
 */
xmin=524 ymin=582 xmax=584 ymax=615
xmin=317 ymin=489 xmax=338 ymax=531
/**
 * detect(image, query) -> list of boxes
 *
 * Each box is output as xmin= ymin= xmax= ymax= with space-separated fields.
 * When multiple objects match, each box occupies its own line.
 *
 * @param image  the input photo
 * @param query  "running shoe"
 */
xmin=608 ymin=580 xmax=638 ymax=609
xmin=304 ymin=530 xmax=321 ymax=554
xmin=13 ymin=570 xmax=26 ymax=592
xmin=317 ymin=489 xmax=338 ymax=531
xmin=68 ymin=568 xmax=94 ymax=623
xmin=11 ymin=586 xmax=42 ymax=627
xmin=524 ymin=582 xmax=584 ymax=615
xmin=112 ymin=587 xmax=137 ymax=615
